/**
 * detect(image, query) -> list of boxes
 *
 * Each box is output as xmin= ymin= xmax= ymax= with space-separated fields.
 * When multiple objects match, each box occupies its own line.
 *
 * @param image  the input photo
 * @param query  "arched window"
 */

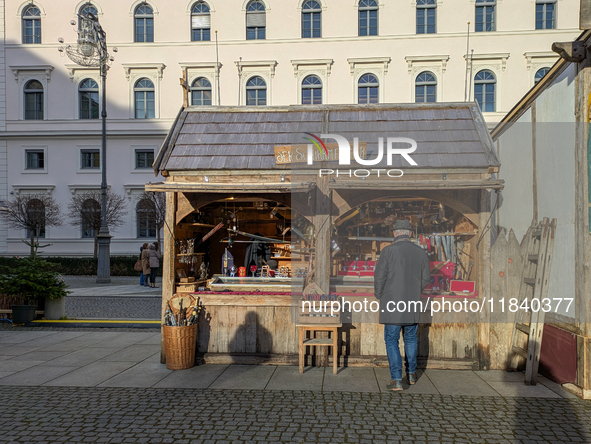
xmin=534 ymin=67 xmax=550 ymax=84
xmin=302 ymin=75 xmax=322 ymax=105
xmin=475 ymin=0 xmax=496 ymax=32
xmin=79 ymin=3 xmax=98 ymax=17
xmin=26 ymin=199 xmax=45 ymax=239
xmin=79 ymin=78 xmax=99 ymax=119
xmin=416 ymin=0 xmax=436 ymax=34
xmin=135 ymin=3 xmax=154 ymax=42
xmin=536 ymin=0 xmax=556 ymax=29
xmin=246 ymin=76 xmax=267 ymax=106
xmin=359 ymin=0 xmax=378 ymax=36
xmin=24 ymin=80 xmax=44 ymax=120
xmin=474 ymin=70 xmax=496 ymax=112
xmin=191 ymin=77 xmax=212 ymax=105
xmin=358 ymin=74 xmax=379 ymax=104
xmin=137 ymin=199 xmax=156 ymax=238
xmin=81 ymin=199 xmax=100 ymax=238
xmin=134 ymin=78 xmax=155 ymax=119
xmin=302 ymin=0 xmax=322 ymax=38
xmin=246 ymin=0 xmax=266 ymax=40
xmin=415 ymin=71 xmax=437 ymax=103
xmin=22 ymin=5 xmax=41 ymax=44
xmin=191 ymin=1 xmax=211 ymax=41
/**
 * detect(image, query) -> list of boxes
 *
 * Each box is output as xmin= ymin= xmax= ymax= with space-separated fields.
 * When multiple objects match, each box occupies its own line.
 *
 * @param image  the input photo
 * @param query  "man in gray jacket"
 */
xmin=374 ymin=219 xmax=431 ymax=391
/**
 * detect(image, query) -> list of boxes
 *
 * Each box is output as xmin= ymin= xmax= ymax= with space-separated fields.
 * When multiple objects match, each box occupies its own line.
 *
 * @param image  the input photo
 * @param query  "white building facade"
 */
xmin=0 ymin=0 xmax=581 ymax=256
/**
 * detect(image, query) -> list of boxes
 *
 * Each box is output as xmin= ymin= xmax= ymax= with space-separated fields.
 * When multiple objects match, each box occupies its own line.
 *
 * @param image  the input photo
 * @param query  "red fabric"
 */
xmin=539 ymin=324 xmax=577 ymax=384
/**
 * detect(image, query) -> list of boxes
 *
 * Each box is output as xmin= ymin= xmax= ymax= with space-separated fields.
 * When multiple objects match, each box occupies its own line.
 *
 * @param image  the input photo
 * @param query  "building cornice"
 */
xmin=12 ymin=184 xmax=55 ymax=195
xmin=9 ymin=65 xmax=54 ymax=82
xmin=290 ymin=59 xmax=334 ymax=76
xmin=235 ymin=60 xmax=278 ymax=77
xmin=121 ymin=63 xmax=166 ymax=79
xmin=347 ymin=57 xmax=391 ymax=74
xmin=5 ymin=28 xmax=582 ymax=50
xmin=404 ymin=55 xmax=450 ymax=74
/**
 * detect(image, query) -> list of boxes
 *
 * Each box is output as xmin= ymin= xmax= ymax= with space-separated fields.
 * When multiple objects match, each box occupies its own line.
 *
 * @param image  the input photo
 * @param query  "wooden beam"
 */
xmin=198 ymin=353 xmax=478 ymax=369
xmin=329 ymin=179 xmax=504 ymax=191
xmin=146 ymin=182 xmax=313 ymax=193
xmin=313 ymin=174 xmax=331 ymax=294
xmin=478 ymin=189 xmax=492 ymax=370
xmin=187 ymin=294 xmax=293 ymax=307
xmin=161 ymin=191 xmax=177 ymax=363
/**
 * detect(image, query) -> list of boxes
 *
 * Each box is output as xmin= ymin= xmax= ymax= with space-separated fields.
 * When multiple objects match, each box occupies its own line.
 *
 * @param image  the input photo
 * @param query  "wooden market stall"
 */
xmin=148 ymin=103 xmax=504 ymax=370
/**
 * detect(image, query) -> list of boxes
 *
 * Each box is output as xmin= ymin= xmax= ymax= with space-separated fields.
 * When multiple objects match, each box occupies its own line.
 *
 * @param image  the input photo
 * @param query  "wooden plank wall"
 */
xmin=198 ymin=306 xmax=299 ymax=354
xmin=489 ymin=229 xmax=524 ymax=369
xmin=196 ymin=302 xmax=480 ymax=366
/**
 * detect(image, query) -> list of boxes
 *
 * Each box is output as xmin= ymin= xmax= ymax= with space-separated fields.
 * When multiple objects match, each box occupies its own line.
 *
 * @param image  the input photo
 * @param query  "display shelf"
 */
xmin=176 ymin=253 xmax=206 ymax=256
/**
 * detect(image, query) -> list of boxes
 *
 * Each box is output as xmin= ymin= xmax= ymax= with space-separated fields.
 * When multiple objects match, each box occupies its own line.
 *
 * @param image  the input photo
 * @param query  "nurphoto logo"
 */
xmin=306 ymin=133 xmax=419 ymax=178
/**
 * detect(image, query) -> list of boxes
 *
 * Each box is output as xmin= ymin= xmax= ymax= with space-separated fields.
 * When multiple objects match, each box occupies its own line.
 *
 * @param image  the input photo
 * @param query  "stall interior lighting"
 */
xmin=204 ymin=176 xmax=209 ymax=183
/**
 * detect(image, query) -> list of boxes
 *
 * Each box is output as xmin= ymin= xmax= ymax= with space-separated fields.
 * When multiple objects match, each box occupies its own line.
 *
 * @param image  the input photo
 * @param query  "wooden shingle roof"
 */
xmin=154 ymin=103 xmax=500 ymax=173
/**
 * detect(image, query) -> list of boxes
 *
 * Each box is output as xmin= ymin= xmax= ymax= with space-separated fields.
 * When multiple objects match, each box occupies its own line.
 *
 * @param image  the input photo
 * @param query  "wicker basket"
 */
xmin=162 ymin=324 xmax=198 ymax=370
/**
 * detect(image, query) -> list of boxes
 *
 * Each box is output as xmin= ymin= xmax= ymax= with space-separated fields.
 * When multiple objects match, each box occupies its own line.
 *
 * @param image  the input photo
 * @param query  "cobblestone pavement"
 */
xmin=60 ymin=276 xmax=161 ymax=320
xmin=65 ymin=296 xmax=160 ymax=320
xmin=0 ymin=387 xmax=590 ymax=443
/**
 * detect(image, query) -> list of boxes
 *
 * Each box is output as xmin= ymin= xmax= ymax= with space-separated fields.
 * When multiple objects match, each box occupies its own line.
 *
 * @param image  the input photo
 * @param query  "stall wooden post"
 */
xmin=478 ymin=188 xmax=492 ymax=370
xmin=313 ymin=174 xmax=331 ymax=294
xmin=161 ymin=191 xmax=177 ymax=363
xmin=312 ymin=174 xmax=332 ymax=367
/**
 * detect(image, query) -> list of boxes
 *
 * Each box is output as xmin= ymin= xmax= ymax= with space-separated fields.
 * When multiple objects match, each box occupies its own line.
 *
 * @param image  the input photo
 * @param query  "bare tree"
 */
xmin=136 ymin=191 xmax=166 ymax=253
xmin=67 ymin=190 xmax=128 ymax=257
xmin=0 ymin=193 xmax=63 ymax=258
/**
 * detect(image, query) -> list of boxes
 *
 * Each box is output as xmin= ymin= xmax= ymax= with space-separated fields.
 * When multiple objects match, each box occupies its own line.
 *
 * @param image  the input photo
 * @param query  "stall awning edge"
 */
xmin=145 ymin=181 xmax=315 ymax=193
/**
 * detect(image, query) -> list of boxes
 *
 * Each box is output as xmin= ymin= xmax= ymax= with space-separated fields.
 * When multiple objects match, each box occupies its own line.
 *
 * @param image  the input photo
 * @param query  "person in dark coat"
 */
xmin=374 ymin=219 xmax=431 ymax=391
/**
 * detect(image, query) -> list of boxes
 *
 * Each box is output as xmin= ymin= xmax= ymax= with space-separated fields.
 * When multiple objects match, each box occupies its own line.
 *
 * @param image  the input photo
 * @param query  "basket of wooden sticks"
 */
xmin=162 ymin=295 xmax=202 ymax=370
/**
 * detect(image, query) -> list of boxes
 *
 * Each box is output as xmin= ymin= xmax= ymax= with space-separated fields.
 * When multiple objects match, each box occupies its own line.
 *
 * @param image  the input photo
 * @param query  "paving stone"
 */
xmin=323 ymin=367 xmax=380 ymax=392
xmin=0 ymin=331 xmax=57 ymax=344
xmin=154 ymin=364 xmax=229 ymax=389
xmin=0 ymin=364 xmax=77 ymax=385
xmin=98 ymin=362 xmax=172 ymax=388
xmin=0 ymin=359 xmax=45 ymax=372
xmin=487 ymin=381 xmax=563 ymax=398
xmin=265 ymin=365 xmax=324 ymax=391
xmin=209 ymin=365 xmax=276 ymax=390
xmin=99 ymin=345 xmax=159 ymax=362
xmin=7 ymin=350 xmax=71 ymax=362
xmin=44 ymin=361 xmax=137 ymax=387
xmin=44 ymin=347 xmax=122 ymax=367
xmin=424 ymin=369 xmax=501 ymax=397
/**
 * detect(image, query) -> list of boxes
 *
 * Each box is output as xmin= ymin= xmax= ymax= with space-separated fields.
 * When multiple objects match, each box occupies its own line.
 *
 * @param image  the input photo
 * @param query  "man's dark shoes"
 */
xmin=408 ymin=373 xmax=417 ymax=385
xmin=387 ymin=380 xmax=403 ymax=391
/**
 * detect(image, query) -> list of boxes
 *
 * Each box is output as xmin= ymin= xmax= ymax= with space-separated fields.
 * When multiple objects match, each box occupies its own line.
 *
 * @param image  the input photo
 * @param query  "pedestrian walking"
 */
xmin=141 ymin=244 xmax=151 ymax=287
xmin=374 ymin=219 xmax=431 ymax=391
xmin=139 ymin=243 xmax=149 ymax=285
xmin=148 ymin=243 xmax=161 ymax=288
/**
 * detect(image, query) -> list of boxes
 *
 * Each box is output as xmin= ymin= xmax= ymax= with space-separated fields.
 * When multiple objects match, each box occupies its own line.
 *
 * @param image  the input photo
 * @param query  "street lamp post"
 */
xmin=59 ymin=14 xmax=116 ymax=283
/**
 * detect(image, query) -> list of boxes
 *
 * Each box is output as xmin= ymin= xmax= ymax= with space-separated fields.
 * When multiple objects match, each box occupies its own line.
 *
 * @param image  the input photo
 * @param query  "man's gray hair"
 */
xmin=393 ymin=229 xmax=411 ymax=237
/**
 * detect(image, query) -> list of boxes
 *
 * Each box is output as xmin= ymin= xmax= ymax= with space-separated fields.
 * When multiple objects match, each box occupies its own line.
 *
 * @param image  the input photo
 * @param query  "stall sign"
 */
xmin=274 ymin=142 xmax=367 ymax=165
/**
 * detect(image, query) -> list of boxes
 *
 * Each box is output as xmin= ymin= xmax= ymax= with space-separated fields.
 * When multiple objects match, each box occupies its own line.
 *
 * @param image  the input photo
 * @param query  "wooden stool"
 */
xmin=297 ymin=323 xmax=342 ymax=374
